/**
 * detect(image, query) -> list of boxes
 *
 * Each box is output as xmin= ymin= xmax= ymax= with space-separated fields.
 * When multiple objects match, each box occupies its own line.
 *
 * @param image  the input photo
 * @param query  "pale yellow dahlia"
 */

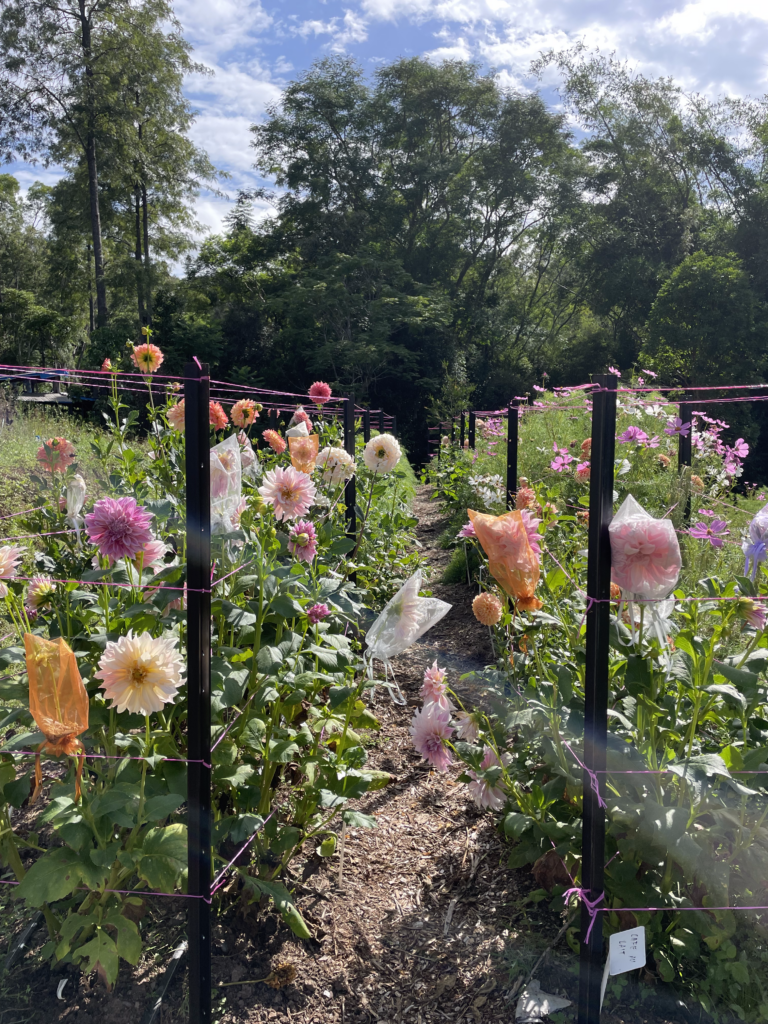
xmin=96 ymin=630 xmax=184 ymax=715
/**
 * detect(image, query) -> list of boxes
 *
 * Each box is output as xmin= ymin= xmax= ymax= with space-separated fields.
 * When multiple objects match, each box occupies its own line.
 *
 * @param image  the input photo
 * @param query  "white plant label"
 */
xmin=609 ymin=926 xmax=646 ymax=975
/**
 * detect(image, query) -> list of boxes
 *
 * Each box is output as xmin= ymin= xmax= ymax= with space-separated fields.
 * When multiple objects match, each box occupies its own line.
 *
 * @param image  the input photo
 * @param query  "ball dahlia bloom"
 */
xmin=420 ymin=660 xmax=454 ymax=712
xmin=609 ymin=496 xmax=681 ymax=597
xmin=96 ymin=629 xmax=184 ymax=715
xmin=0 ymin=544 xmax=24 ymax=598
xmin=167 ymin=400 xmax=185 ymax=432
xmin=263 ymin=429 xmax=286 ymax=455
xmin=132 ymin=343 xmax=164 ymax=373
xmin=209 ymin=401 xmax=228 ymax=431
xmin=473 ymin=592 xmax=502 ymax=626
xmin=515 ymin=486 xmax=536 ymax=511
xmin=467 ymin=747 xmax=509 ymax=811
xmin=259 ymin=466 xmax=316 ymax=521
xmin=409 ymin=704 xmax=453 ymax=772
xmin=363 ymin=433 xmax=401 ymax=475
xmin=288 ymin=519 xmax=318 ymax=562
xmin=308 ymin=381 xmax=332 ymax=405
xmin=85 ymin=497 xmax=154 ymax=561
xmin=316 ymin=446 xmax=355 ymax=485
xmin=307 ymin=602 xmax=330 ymax=625
xmin=36 ymin=437 xmax=75 ymax=474
xmin=231 ymin=399 xmax=259 ymax=428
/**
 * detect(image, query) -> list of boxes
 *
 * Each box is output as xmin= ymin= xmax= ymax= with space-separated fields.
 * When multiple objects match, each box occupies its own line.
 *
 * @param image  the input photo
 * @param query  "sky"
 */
xmin=10 ymin=0 xmax=768 ymax=242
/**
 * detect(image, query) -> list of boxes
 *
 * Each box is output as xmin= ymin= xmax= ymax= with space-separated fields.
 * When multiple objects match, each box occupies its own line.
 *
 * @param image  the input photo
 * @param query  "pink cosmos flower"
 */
xmin=420 ymin=660 xmax=454 ymax=712
xmin=644 ymin=435 xmax=660 ymax=449
xmin=36 ymin=437 xmax=75 ymax=474
xmin=307 ymin=603 xmax=330 ymax=625
xmin=132 ymin=343 xmax=164 ymax=373
xmin=456 ymin=522 xmax=476 ymax=540
xmin=231 ymin=399 xmax=259 ymax=428
xmin=576 ymin=461 xmax=590 ymax=481
xmin=618 ymin=426 xmax=648 ymax=444
xmin=664 ymin=417 xmax=691 ymax=437
xmin=288 ymin=519 xmax=318 ymax=562
xmin=608 ymin=366 xmax=620 ymax=376
xmin=209 ymin=401 xmax=228 ymax=431
xmin=641 ymin=368 xmax=657 ymax=378
xmin=689 ymin=519 xmax=729 ymax=548
xmin=732 ymin=438 xmax=749 ymax=459
xmin=409 ymin=704 xmax=454 ymax=772
xmin=467 ymin=747 xmax=509 ymax=811
xmin=167 ymin=399 xmax=185 ymax=432
xmin=263 ymin=429 xmax=286 ymax=454
xmin=308 ymin=381 xmax=332 ymax=405
xmin=259 ymin=466 xmax=316 ymax=521
xmin=454 ymin=711 xmax=481 ymax=743
xmin=85 ymin=497 xmax=154 ymax=560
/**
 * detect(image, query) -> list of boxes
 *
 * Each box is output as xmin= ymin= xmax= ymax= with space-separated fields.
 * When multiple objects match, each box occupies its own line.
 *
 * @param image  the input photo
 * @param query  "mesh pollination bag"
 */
xmin=25 ymin=633 xmax=88 ymax=802
xmin=210 ymin=433 xmax=242 ymax=534
xmin=468 ymin=508 xmax=542 ymax=611
xmin=609 ymin=494 xmax=681 ymax=641
xmin=365 ymin=569 xmax=451 ymax=703
xmin=743 ymin=500 xmax=768 ymax=579
xmin=289 ymin=434 xmax=320 ymax=475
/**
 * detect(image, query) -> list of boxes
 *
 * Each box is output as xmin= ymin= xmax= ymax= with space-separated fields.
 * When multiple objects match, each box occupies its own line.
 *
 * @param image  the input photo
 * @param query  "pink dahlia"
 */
xmin=26 ymin=574 xmax=55 ymax=611
xmin=167 ymin=399 xmax=185 ymax=432
xmin=132 ymin=343 xmax=164 ymax=373
xmin=410 ymin=705 xmax=453 ymax=772
xmin=520 ymin=509 xmax=542 ymax=557
xmin=36 ymin=437 xmax=75 ymax=474
xmin=231 ymin=399 xmax=259 ymax=428
xmin=101 ymin=358 xmax=113 ymax=372
xmin=454 ymin=711 xmax=481 ymax=743
xmin=209 ymin=401 xmax=228 ymax=431
xmin=467 ymin=747 xmax=509 ymax=811
xmin=420 ymin=660 xmax=454 ymax=712
xmin=263 ymin=429 xmax=286 ymax=455
xmin=85 ymin=496 xmax=154 ymax=561
xmin=258 ymin=466 xmax=316 ymax=521
xmin=288 ymin=519 xmax=318 ymax=562
xmin=307 ymin=603 xmax=330 ymax=625
xmin=0 ymin=544 xmax=24 ymax=599
xmin=308 ymin=381 xmax=332 ymax=405
xmin=135 ymin=537 xmax=168 ymax=572
xmin=456 ymin=521 xmax=476 ymax=540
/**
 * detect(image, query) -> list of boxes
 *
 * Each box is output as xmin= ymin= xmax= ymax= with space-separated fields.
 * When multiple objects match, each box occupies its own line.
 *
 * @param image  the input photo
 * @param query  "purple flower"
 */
xmin=641 ymin=368 xmax=657 ymax=378
xmin=307 ymin=603 xmax=330 ymax=625
xmin=551 ymin=455 xmax=573 ymax=472
xmin=617 ymin=426 xmax=648 ymax=445
xmin=457 ymin=522 xmax=476 ymax=540
xmin=664 ymin=417 xmax=691 ymax=438
xmin=738 ymin=599 xmax=766 ymax=631
xmin=643 ymin=435 xmax=661 ymax=449
xmin=689 ymin=519 xmax=730 ymax=548
xmin=698 ymin=509 xmax=716 ymax=517
xmin=731 ymin=438 xmax=749 ymax=459
xmin=288 ymin=519 xmax=318 ymax=563
xmin=608 ymin=366 xmax=620 ymax=376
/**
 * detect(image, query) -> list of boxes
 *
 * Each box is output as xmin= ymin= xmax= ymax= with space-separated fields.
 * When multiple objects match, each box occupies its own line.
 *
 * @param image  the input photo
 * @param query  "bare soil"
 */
xmin=1 ymin=488 xmax=707 ymax=1024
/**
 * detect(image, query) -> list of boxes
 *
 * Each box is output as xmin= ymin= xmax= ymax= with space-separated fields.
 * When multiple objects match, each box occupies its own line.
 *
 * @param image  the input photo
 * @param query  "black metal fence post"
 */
xmin=363 ymin=408 xmax=371 ymax=443
xmin=451 ymin=417 xmax=455 ymax=443
xmin=460 ymin=411 xmax=465 ymax=448
xmin=185 ymin=361 xmax=212 ymax=1024
xmin=677 ymin=393 xmax=693 ymax=523
xmin=468 ymin=411 xmax=476 ymax=450
xmin=268 ymin=408 xmax=277 ymax=432
xmin=506 ymin=400 xmax=519 ymax=510
xmin=344 ymin=396 xmax=356 ymax=541
xmin=578 ymin=373 xmax=617 ymax=1024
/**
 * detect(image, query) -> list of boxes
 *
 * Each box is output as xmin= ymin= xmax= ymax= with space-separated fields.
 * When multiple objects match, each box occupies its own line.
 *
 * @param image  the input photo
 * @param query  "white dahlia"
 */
xmin=362 ymin=433 xmax=401 ymax=475
xmin=96 ymin=630 xmax=184 ymax=715
xmin=316 ymin=446 xmax=355 ymax=486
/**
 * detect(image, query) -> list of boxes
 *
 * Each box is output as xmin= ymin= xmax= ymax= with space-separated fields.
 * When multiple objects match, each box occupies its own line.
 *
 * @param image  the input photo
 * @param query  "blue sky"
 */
xmin=10 ymin=0 xmax=768 ymax=240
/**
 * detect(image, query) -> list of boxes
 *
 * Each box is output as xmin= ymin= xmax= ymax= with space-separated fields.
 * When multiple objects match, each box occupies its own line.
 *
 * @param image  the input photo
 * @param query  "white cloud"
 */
xmin=296 ymin=9 xmax=369 ymax=49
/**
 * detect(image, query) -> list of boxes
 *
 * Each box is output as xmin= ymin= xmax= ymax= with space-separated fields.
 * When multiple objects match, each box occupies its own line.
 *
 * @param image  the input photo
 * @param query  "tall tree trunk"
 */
xmin=141 ymin=182 xmax=152 ymax=323
xmin=135 ymin=189 xmax=146 ymax=324
xmin=79 ymin=0 xmax=108 ymax=327
xmin=87 ymin=243 xmax=94 ymax=334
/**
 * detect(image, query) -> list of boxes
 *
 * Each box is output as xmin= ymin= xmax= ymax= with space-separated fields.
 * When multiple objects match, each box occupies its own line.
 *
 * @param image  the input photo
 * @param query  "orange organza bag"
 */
xmin=468 ymin=509 xmax=542 ymax=611
xmin=289 ymin=434 xmax=319 ymax=475
xmin=25 ymin=634 xmax=88 ymax=802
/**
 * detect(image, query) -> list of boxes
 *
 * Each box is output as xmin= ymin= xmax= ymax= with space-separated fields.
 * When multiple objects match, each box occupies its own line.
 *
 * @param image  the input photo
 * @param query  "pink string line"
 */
xmin=0 ymin=506 xmax=46 ymax=522
xmin=0 ymin=877 xmax=210 ymax=902
xmin=211 ymin=559 xmax=254 ymax=589
xmin=563 ymin=887 xmax=605 ymax=943
xmin=0 ymin=749 xmax=211 ymax=767
xmin=0 ymin=529 xmax=76 ymax=541
xmin=210 ymin=809 xmax=275 ymax=895
xmin=9 ymin=574 xmax=196 ymax=593
xmin=563 ymin=741 xmax=606 ymax=810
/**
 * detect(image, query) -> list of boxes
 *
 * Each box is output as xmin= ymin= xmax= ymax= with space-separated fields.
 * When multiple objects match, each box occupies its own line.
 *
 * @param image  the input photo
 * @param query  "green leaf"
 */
xmin=136 ymin=824 xmax=187 ymax=893
xmin=75 ymin=929 xmax=119 ymax=987
xmin=329 ymin=685 xmax=355 ymax=710
xmin=674 ymin=636 xmax=696 ymax=660
xmin=706 ymin=683 xmax=747 ymax=710
xmin=266 ymin=739 xmax=299 ymax=763
xmin=144 ymin=794 xmax=184 ymax=820
xmin=103 ymin=910 xmax=142 ymax=965
xmin=16 ymin=847 xmax=85 ymax=905
xmin=240 ymin=874 xmax=311 ymax=939
xmin=4 ymin=772 xmax=31 ymax=808
xmin=271 ymin=594 xmax=305 ymax=618
xmin=229 ymin=814 xmax=264 ymax=845
xmin=342 ymin=810 xmax=377 ymax=828
xmin=256 ymin=646 xmax=283 ymax=673
xmin=504 ymin=812 xmax=534 ymax=840
xmin=329 ymin=537 xmax=356 ymax=555
xmin=212 ymin=763 xmax=256 ymax=786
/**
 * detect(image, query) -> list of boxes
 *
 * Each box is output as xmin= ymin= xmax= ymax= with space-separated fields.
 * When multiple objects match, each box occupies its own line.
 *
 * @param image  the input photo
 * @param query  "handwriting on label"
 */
xmin=609 ymin=926 xmax=646 ymax=976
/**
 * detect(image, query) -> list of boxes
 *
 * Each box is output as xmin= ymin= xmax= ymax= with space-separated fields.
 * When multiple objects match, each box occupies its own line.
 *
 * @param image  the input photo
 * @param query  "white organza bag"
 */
xmin=743 ymin=502 xmax=768 ymax=580
xmin=365 ymin=569 xmax=451 ymax=703
xmin=285 ymin=420 xmax=309 ymax=439
xmin=238 ymin=433 xmax=262 ymax=482
xmin=210 ymin=434 xmax=242 ymax=535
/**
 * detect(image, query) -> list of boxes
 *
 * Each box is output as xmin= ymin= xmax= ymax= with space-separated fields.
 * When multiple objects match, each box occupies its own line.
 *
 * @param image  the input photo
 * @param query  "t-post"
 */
xmin=506 ymin=400 xmax=520 ymax=510
xmin=677 ymin=392 xmax=694 ymax=523
xmin=468 ymin=411 xmax=476 ymax=450
xmin=363 ymin=408 xmax=371 ymax=443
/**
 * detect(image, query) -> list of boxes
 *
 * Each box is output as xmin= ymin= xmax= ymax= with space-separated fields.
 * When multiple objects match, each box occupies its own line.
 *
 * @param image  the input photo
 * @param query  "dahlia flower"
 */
xmin=456 ymin=521 xmax=476 ymax=540
xmin=96 ymin=630 xmax=184 ymax=715
xmin=290 ymin=406 xmax=312 ymax=430
xmin=307 ymin=603 xmax=330 ymax=625
xmin=454 ymin=711 xmax=481 ymax=743
xmin=36 ymin=437 xmax=75 ymax=474
xmin=231 ymin=399 xmax=259 ymax=428
xmin=516 ymin=486 xmax=536 ymax=511
xmin=520 ymin=509 xmax=542 ymax=557
xmin=259 ymin=466 xmax=316 ymax=521
xmin=690 ymin=475 xmax=705 ymax=491
xmin=580 ymin=439 xmax=592 ymax=456
xmin=316 ymin=446 xmax=355 ymax=485
xmin=209 ymin=401 xmax=228 ymax=431
xmin=26 ymin=574 xmax=55 ymax=611
xmin=135 ymin=537 xmax=168 ymax=571
xmin=85 ymin=497 xmax=154 ymax=561
xmin=167 ymin=400 xmax=185 ymax=432
xmin=308 ymin=381 xmax=332 ymax=405
xmin=409 ymin=704 xmax=454 ymax=772
xmin=0 ymin=545 xmax=24 ymax=598
xmin=230 ymin=498 xmax=247 ymax=529
xmin=468 ymin=747 xmax=509 ymax=811
xmin=363 ymin=433 xmax=401 ymax=475
xmin=288 ymin=519 xmax=318 ymax=562
xmin=473 ymin=592 xmax=502 ymax=626
xmin=263 ymin=429 xmax=286 ymax=454
xmin=132 ymin=343 xmax=164 ymax=373
xmin=101 ymin=358 xmax=113 ymax=372
xmin=576 ymin=461 xmax=590 ymax=481
xmin=609 ymin=495 xmax=681 ymax=598
xmin=420 ymin=660 xmax=454 ymax=712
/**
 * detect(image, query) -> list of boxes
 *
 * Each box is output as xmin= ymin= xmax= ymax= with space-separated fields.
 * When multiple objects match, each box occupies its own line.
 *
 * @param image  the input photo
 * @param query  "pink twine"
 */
xmin=210 ymin=809 xmax=275 ymax=895
xmin=0 ymin=877 xmax=210 ymax=902
xmin=563 ymin=741 xmax=606 ymax=810
xmin=0 ymin=749 xmax=211 ymax=767
xmin=563 ymin=888 xmax=605 ymax=943
xmin=0 ymin=506 xmax=46 ymax=522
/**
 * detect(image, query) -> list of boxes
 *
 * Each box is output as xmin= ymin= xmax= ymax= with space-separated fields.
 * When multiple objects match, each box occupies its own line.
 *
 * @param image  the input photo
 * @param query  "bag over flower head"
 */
xmin=210 ymin=433 xmax=242 ymax=534
xmin=743 ymin=501 xmax=768 ymax=580
xmin=289 ymin=434 xmax=319 ymax=475
xmin=467 ymin=509 xmax=541 ymax=611
xmin=25 ymin=633 xmax=88 ymax=802
xmin=609 ymin=494 xmax=681 ymax=599
xmin=365 ymin=570 xmax=451 ymax=703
